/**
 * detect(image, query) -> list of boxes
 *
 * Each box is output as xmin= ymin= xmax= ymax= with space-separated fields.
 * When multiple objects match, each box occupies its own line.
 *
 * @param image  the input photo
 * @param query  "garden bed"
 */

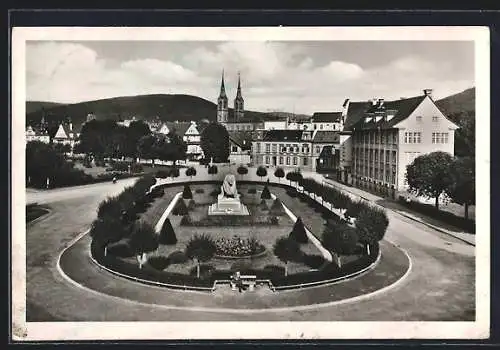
xmin=91 ymin=179 xmax=382 ymax=290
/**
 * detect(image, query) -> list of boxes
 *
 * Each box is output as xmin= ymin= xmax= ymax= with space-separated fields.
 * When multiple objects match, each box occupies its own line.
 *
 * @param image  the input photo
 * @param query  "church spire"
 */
xmin=217 ymin=69 xmax=228 ymax=123
xmin=236 ymin=71 xmax=242 ymax=98
xmin=233 ymin=71 xmax=244 ymax=121
xmin=219 ymin=69 xmax=227 ymax=98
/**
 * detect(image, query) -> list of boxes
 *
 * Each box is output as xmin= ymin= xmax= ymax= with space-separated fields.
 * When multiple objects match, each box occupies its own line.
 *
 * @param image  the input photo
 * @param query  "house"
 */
xmin=345 ymin=89 xmax=459 ymax=193
xmin=228 ymin=132 xmax=252 ymax=164
xmin=251 ymin=129 xmax=341 ymax=172
xmin=25 ymin=125 xmax=50 ymax=144
xmin=154 ymin=121 xmax=203 ymax=159
xmin=51 ymin=121 xmax=77 ymax=152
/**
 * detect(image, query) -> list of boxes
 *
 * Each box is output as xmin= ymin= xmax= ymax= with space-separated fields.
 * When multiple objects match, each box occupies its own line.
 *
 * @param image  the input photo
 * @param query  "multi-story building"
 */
xmin=52 ymin=120 xmax=77 ymax=152
xmin=251 ymin=129 xmax=341 ymax=172
xmin=345 ymin=89 xmax=459 ymax=193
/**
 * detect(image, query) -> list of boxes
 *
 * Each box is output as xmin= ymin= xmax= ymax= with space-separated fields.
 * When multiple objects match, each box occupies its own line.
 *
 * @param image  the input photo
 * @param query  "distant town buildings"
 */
xmin=25 ymin=125 xmax=50 ymax=144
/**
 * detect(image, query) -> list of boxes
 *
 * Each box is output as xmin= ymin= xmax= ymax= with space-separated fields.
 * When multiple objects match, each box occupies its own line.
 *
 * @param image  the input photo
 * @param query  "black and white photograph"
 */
xmin=11 ymin=26 xmax=490 ymax=340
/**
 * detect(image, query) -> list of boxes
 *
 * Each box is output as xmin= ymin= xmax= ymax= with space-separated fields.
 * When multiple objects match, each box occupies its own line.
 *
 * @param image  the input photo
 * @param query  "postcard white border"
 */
xmin=11 ymin=26 xmax=490 ymax=341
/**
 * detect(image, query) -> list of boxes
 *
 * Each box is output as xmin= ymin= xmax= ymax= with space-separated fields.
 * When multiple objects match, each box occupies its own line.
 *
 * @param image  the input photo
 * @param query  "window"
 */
xmin=405 ymin=132 xmax=421 ymax=144
xmin=265 ymin=156 xmax=269 ymax=164
xmin=413 ymin=132 xmax=421 ymax=143
xmin=392 ymin=151 xmax=397 ymax=163
xmin=443 ymin=133 xmax=449 ymax=143
xmin=303 ymin=157 xmax=308 ymax=166
xmin=256 ymin=143 xmax=261 ymax=153
xmin=315 ymin=146 xmax=320 ymax=154
xmin=381 ymin=131 xmax=386 ymax=144
xmin=432 ymin=132 xmax=449 ymax=144
xmin=416 ymin=116 xmax=422 ymax=122
xmin=279 ymin=156 xmax=283 ymax=165
xmin=320 ymin=124 xmax=323 ymax=130
xmin=432 ymin=116 xmax=439 ymax=122
xmin=265 ymin=144 xmax=270 ymax=153
xmin=293 ymin=157 xmax=297 ymax=165
xmin=231 ymin=146 xmax=238 ymax=152
xmin=286 ymin=157 xmax=290 ymax=165
xmin=272 ymin=144 xmax=277 ymax=152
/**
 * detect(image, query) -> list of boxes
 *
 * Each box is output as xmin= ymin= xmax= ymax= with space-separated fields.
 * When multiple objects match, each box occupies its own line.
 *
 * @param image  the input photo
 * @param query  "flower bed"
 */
xmin=180 ymin=214 xmax=280 ymax=227
xmin=214 ymin=235 xmax=266 ymax=258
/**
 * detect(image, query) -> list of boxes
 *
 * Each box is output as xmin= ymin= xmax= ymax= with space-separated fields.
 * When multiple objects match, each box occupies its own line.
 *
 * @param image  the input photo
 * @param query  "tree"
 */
xmin=261 ymin=184 xmax=272 ymax=199
xmin=182 ymin=184 xmax=193 ymax=199
xmin=90 ymin=218 xmax=126 ymax=256
xmin=355 ymin=206 xmax=389 ymax=254
xmin=447 ymin=156 xmax=475 ymax=219
xmin=274 ymin=167 xmax=285 ymax=183
xmin=158 ymin=131 xmax=187 ymax=166
xmin=129 ymin=221 xmax=159 ymax=268
xmin=405 ymin=151 xmax=454 ymax=209
xmin=273 ymin=236 xmax=302 ymax=276
xmin=289 ymin=217 xmax=309 ymax=244
xmin=185 ymin=166 xmax=197 ymax=180
xmin=286 ymin=171 xmax=303 ymax=189
xmin=159 ymin=218 xmax=177 ymax=245
xmin=256 ymin=165 xmax=267 ymax=181
xmin=200 ymin=122 xmax=230 ymax=163
xmin=208 ymin=165 xmax=218 ymax=177
xmin=170 ymin=167 xmax=180 ymax=178
xmin=126 ymin=120 xmax=151 ymax=159
xmin=237 ymin=165 xmax=248 ymax=180
xmin=172 ymin=198 xmax=188 ymax=216
xmin=269 ymin=198 xmax=286 ymax=216
xmin=322 ymin=222 xmax=359 ymax=256
xmin=185 ymin=234 xmax=217 ymax=278
xmin=137 ymin=134 xmax=158 ymax=166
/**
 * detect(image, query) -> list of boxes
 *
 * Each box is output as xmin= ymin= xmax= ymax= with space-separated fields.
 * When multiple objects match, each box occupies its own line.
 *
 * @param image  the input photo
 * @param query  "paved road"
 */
xmin=24 ymin=178 xmax=475 ymax=322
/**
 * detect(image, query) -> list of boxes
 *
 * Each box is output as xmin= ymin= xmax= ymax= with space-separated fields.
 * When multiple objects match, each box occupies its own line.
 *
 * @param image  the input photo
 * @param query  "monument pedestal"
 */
xmin=208 ymin=194 xmax=250 ymax=216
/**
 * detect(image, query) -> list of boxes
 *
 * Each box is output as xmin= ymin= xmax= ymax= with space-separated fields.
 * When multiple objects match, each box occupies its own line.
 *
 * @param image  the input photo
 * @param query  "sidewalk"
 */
xmin=300 ymin=172 xmax=475 ymax=246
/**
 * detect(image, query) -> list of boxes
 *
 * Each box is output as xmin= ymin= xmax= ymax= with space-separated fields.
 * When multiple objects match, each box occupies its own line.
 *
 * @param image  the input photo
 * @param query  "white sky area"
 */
xmin=26 ymin=40 xmax=474 ymax=115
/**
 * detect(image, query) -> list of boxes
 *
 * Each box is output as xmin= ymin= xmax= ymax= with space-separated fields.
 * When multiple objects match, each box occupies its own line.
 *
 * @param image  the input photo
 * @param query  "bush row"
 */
xmin=179 ymin=214 xmax=280 ymax=226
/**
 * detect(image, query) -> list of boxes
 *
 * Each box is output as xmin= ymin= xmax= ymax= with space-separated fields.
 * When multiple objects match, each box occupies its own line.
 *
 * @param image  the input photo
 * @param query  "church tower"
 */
xmin=234 ymin=72 xmax=245 ymax=121
xmin=217 ymin=70 xmax=228 ymax=123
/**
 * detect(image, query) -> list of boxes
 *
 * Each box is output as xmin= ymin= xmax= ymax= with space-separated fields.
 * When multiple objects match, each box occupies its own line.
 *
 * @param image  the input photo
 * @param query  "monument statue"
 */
xmin=221 ymin=174 xmax=237 ymax=198
xmin=208 ymin=173 xmax=249 ymax=216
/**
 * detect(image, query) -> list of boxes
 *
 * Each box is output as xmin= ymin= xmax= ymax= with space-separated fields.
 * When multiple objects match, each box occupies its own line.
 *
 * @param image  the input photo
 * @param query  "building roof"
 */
xmin=228 ymin=132 xmax=252 ymax=150
xmin=165 ymin=121 xmax=192 ymax=136
xmin=262 ymin=130 xmax=303 ymax=142
xmin=345 ymin=95 xmax=426 ymax=131
xmin=311 ymin=112 xmax=342 ymax=123
xmin=312 ymin=130 xmax=340 ymax=143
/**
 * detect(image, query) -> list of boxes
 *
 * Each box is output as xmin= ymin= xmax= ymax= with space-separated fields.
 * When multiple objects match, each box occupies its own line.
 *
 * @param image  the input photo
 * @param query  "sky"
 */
xmin=26 ymin=40 xmax=475 ymax=115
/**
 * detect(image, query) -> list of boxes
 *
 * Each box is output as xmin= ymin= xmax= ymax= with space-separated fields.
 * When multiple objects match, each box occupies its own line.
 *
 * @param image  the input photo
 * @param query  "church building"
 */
xmin=217 ymin=70 xmax=246 ymax=126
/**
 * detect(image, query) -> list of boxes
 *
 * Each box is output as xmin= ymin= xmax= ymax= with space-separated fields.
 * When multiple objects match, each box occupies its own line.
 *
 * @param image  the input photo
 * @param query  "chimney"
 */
xmin=423 ymin=89 xmax=433 ymax=98
xmin=378 ymin=98 xmax=384 ymax=107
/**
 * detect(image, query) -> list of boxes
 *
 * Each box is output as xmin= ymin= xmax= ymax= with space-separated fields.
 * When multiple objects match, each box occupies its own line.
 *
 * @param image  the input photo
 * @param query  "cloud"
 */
xmin=25 ymin=41 xmax=474 ymax=114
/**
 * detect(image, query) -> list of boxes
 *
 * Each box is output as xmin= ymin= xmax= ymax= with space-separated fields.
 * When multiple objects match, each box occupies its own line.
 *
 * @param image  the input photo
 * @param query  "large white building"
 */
xmin=345 ymin=89 xmax=459 ymax=193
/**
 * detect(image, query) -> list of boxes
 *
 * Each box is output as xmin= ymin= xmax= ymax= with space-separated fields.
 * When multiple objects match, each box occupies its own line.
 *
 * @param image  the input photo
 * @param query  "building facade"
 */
xmin=347 ymin=89 xmax=458 ymax=193
xmin=251 ymin=129 xmax=341 ymax=172
xmin=25 ymin=125 xmax=50 ymax=144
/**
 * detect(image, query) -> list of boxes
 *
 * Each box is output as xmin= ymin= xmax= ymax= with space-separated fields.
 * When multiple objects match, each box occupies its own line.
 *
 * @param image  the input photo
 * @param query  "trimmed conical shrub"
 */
xmin=260 ymin=199 xmax=269 ymax=211
xmin=172 ymin=198 xmax=188 ymax=216
xmin=159 ymin=218 xmax=177 ymax=245
xmin=289 ymin=217 xmax=309 ymax=244
xmin=269 ymin=198 xmax=286 ymax=216
xmin=182 ymin=184 xmax=193 ymax=199
xmin=261 ymin=185 xmax=271 ymax=199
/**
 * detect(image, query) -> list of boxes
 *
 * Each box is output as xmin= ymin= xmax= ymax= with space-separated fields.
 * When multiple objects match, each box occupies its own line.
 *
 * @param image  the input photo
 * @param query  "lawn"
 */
xmin=137 ymin=183 xmax=325 ymax=275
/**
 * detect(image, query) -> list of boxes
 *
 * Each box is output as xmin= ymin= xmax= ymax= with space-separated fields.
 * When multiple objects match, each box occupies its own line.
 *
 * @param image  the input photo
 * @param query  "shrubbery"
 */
xmin=172 ymin=199 xmax=188 ymax=216
xmin=214 ymin=236 xmax=265 ymax=257
xmin=156 ymin=169 xmax=170 ymax=178
xmin=159 ymin=218 xmax=177 ymax=245
xmin=195 ymin=188 xmax=205 ymax=194
xmin=248 ymin=188 xmax=257 ymax=194
xmin=147 ymin=256 xmax=170 ymax=271
xmin=261 ymin=185 xmax=272 ymax=199
xmin=269 ymin=198 xmax=286 ymax=216
xmin=182 ymin=184 xmax=193 ymax=199
xmin=289 ymin=217 xmax=309 ymax=244
xmin=167 ymin=250 xmax=189 ymax=265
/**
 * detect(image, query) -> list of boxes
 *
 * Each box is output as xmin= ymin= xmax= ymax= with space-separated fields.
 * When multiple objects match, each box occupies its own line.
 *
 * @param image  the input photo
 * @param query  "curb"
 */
xmin=323 ymin=179 xmax=475 ymax=247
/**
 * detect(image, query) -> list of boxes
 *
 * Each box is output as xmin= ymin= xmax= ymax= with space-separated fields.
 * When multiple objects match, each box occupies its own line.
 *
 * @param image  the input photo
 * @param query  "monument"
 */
xmin=208 ymin=174 xmax=250 ymax=216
